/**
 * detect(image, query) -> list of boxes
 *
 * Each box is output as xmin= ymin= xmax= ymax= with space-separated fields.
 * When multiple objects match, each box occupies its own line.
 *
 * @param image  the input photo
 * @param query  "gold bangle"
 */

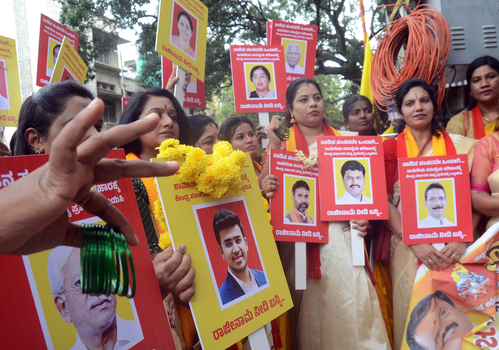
xmin=79 ymin=187 xmax=97 ymax=207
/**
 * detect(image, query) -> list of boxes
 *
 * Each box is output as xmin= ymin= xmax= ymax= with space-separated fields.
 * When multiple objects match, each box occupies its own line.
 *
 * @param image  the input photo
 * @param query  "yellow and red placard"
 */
xmin=230 ymin=45 xmax=287 ymax=113
xmin=398 ymin=154 xmax=473 ymax=245
xmin=401 ymin=222 xmax=499 ymax=349
xmin=268 ymin=149 xmax=328 ymax=243
xmin=36 ymin=14 xmax=79 ymax=87
xmin=0 ymin=35 xmax=22 ymax=127
xmin=162 ymin=56 xmax=206 ymax=108
xmin=317 ymin=136 xmax=388 ymax=221
xmin=267 ymin=20 xmax=318 ymax=83
xmin=156 ymin=0 xmax=208 ymax=82
xmin=0 ymin=150 xmax=176 ymax=349
xmin=50 ymin=37 xmax=88 ymax=84
xmin=154 ymin=153 xmax=292 ymax=349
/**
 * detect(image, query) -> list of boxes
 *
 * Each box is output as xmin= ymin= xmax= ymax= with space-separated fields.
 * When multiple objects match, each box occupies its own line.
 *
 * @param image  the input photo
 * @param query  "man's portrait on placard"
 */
xmin=46 ymin=38 xmax=61 ymax=77
xmin=406 ymin=290 xmax=473 ymax=350
xmin=169 ymin=2 xmax=198 ymax=60
xmin=0 ymin=60 xmax=10 ymax=111
xmin=416 ymin=179 xmax=457 ymax=229
xmin=244 ymin=62 xmax=277 ymax=100
xmin=334 ymin=158 xmax=373 ymax=205
xmin=23 ymin=245 xmax=144 ymax=350
xmin=281 ymin=38 xmax=306 ymax=75
xmin=193 ymin=198 xmax=268 ymax=309
xmin=283 ymin=175 xmax=316 ymax=225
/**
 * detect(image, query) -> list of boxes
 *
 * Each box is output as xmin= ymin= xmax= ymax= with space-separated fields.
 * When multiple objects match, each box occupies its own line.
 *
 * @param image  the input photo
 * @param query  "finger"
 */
xmin=82 ymin=191 xmax=139 ymax=246
xmin=175 ymin=267 xmax=196 ymax=302
xmin=77 ymin=113 xmax=161 ymax=165
xmin=178 ymin=282 xmax=196 ymax=303
xmin=154 ymin=247 xmax=174 ymax=265
xmin=94 ymin=159 xmax=180 ymax=184
xmin=50 ymin=99 xmax=105 ymax=173
xmin=168 ymin=252 xmax=192 ymax=286
xmin=160 ymin=244 xmax=186 ymax=277
xmin=430 ymin=253 xmax=446 ymax=270
xmin=433 ymin=250 xmax=452 ymax=264
xmin=266 ymin=190 xmax=275 ymax=199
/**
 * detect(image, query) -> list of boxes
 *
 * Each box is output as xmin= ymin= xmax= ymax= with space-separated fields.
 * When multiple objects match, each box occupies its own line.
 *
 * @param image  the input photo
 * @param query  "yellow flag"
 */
xmin=360 ymin=34 xmax=373 ymax=104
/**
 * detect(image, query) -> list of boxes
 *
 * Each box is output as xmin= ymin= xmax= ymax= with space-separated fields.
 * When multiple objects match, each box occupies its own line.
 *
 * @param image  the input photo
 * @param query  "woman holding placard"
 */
xmin=261 ymin=78 xmax=390 ymax=350
xmin=219 ymin=116 xmax=262 ymax=177
xmin=170 ymin=11 xmax=196 ymax=59
xmin=383 ymin=78 xmax=477 ymax=349
xmin=446 ymin=56 xmax=499 ymax=139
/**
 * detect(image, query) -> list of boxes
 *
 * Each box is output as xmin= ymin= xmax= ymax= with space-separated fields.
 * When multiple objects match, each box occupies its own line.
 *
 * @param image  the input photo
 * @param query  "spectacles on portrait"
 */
xmin=60 ymin=279 xmax=82 ymax=294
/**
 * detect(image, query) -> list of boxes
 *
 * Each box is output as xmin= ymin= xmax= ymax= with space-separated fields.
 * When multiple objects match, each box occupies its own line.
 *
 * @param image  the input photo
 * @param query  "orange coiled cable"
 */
xmin=371 ymin=5 xmax=450 ymax=115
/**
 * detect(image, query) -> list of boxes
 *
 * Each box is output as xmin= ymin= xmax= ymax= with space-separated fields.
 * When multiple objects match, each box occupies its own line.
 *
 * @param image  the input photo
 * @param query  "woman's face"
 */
xmin=194 ymin=123 xmax=219 ymax=154
xmin=345 ymin=100 xmax=375 ymax=135
xmin=289 ymin=83 xmax=325 ymax=128
xmin=470 ymin=65 xmax=499 ymax=105
xmin=138 ymin=96 xmax=180 ymax=155
xmin=230 ymin=123 xmax=259 ymax=158
xmin=42 ymin=96 xmax=95 ymax=153
xmin=178 ymin=15 xmax=193 ymax=42
xmin=399 ymin=86 xmax=434 ymax=131
xmin=251 ymin=68 xmax=270 ymax=93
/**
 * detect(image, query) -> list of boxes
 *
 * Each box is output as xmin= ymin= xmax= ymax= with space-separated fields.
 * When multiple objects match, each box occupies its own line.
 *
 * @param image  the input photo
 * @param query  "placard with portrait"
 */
xmin=0 ymin=150 xmax=176 ymax=349
xmin=154 ymin=153 xmax=292 ymax=350
xmin=36 ymin=14 xmax=79 ymax=87
xmin=162 ymin=56 xmax=206 ymax=108
xmin=0 ymin=35 xmax=22 ymax=127
xmin=268 ymin=149 xmax=329 ymax=243
xmin=399 ymin=154 xmax=473 ymax=245
xmin=50 ymin=37 xmax=88 ymax=84
xmin=317 ymin=135 xmax=388 ymax=221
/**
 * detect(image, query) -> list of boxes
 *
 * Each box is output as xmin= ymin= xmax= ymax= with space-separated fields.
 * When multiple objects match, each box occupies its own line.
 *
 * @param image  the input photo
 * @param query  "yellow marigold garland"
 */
xmin=156 ymin=140 xmax=245 ymax=199
xmin=154 ymin=198 xmax=171 ymax=250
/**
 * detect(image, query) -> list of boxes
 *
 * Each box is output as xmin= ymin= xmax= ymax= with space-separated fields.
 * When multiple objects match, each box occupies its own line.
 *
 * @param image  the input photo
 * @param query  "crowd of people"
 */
xmin=1 ymin=53 xmax=499 ymax=350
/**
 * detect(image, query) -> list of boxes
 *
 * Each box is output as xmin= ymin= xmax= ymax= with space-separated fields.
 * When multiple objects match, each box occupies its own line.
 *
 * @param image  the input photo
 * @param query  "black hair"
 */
xmin=340 ymin=160 xmax=365 ymax=177
xmin=292 ymin=180 xmax=309 ymax=195
xmin=395 ymin=78 xmax=441 ymax=136
xmin=466 ymin=55 xmax=499 ymax=110
xmin=250 ymin=65 xmax=271 ymax=82
xmin=424 ymin=182 xmax=446 ymax=200
xmin=188 ymin=115 xmax=218 ymax=145
xmin=53 ymin=44 xmax=61 ymax=55
xmin=284 ymin=78 xmax=324 ymax=126
xmin=177 ymin=11 xmax=193 ymax=32
xmin=406 ymin=291 xmax=455 ymax=350
xmin=218 ymin=116 xmax=255 ymax=143
xmin=12 ymin=81 xmax=94 ymax=155
xmin=119 ymin=88 xmax=191 ymax=155
xmin=213 ymin=209 xmax=244 ymax=246
xmin=342 ymin=94 xmax=373 ymax=122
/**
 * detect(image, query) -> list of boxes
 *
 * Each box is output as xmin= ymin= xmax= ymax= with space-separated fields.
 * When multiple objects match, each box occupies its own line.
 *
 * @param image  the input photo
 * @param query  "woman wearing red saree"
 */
xmin=383 ymin=78 xmax=477 ymax=349
xmin=261 ymin=78 xmax=390 ymax=350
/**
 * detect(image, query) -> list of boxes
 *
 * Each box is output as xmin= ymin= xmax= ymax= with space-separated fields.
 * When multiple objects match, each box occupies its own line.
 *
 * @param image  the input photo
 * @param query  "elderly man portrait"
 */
xmin=337 ymin=160 xmax=373 ymax=204
xmin=285 ymin=42 xmax=305 ymax=74
xmin=284 ymin=180 xmax=315 ymax=224
xmin=419 ymin=182 xmax=455 ymax=228
xmin=47 ymin=246 xmax=143 ymax=350
xmin=214 ymin=209 xmax=267 ymax=305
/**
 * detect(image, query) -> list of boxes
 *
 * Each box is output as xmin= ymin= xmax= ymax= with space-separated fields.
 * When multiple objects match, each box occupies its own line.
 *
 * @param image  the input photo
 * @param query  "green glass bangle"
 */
xmin=80 ymin=224 xmax=136 ymax=298
xmin=276 ymin=117 xmax=290 ymax=141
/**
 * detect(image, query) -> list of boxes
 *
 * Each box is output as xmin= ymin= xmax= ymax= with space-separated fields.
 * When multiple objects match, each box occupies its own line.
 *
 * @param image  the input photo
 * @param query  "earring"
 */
xmin=35 ymin=151 xmax=41 ymax=154
xmin=290 ymin=114 xmax=296 ymax=124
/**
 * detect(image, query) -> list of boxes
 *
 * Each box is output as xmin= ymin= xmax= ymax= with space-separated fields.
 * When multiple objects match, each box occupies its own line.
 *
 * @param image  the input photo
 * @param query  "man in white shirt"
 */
xmin=214 ymin=209 xmax=267 ymax=305
xmin=337 ymin=160 xmax=372 ymax=204
xmin=0 ymin=71 xmax=10 ymax=111
xmin=285 ymin=42 xmax=305 ymax=74
xmin=48 ymin=246 xmax=143 ymax=350
xmin=284 ymin=180 xmax=315 ymax=224
xmin=419 ymin=182 xmax=455 ymax=228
